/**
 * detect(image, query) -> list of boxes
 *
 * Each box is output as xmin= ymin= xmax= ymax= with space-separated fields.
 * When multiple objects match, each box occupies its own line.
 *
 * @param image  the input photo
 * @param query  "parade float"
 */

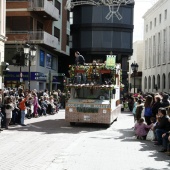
xmin=65 ymin=55 xmax=122 ymax=126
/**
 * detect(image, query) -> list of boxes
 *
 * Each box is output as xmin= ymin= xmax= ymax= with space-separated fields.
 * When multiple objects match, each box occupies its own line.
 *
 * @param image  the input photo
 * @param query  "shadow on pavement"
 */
xmin=117 ymin=127 xmax=170 ymax=168
xmin=8 ymin=118 xmax=108 ymax=134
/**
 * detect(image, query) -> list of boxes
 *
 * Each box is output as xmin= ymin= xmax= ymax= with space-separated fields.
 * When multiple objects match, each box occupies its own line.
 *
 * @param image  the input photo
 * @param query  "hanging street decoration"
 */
xmin=65 ymin=0 xmax=134 ymax=20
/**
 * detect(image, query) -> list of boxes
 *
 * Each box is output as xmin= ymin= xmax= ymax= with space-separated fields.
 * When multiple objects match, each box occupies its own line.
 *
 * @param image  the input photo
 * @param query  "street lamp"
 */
xmin=131 ymin=61 xmax=138 ymax=94
xmin=23 ymin=43 xmax=37 ymax=91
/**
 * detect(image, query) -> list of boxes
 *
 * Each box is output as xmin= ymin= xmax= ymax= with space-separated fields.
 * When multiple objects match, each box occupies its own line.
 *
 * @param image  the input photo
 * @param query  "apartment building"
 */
xmin=5 ymin=0 xmax=70 ymax=91
xmin=0 ymin=0 xmax=6 ymax=89
xmin=143 ymin=0 xmax=170 ymax=93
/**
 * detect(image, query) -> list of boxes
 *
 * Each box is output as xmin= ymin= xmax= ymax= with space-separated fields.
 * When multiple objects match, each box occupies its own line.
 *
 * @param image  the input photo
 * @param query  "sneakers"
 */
xmin=21 ymin=124 xmax=26 ymax=126
xmin=0 ymin=129 xmax=3 ymax=131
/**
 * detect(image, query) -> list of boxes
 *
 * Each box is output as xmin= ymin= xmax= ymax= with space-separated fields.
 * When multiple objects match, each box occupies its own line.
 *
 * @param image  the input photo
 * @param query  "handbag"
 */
xmin=146 ymin=129 xmax=155 ymax=141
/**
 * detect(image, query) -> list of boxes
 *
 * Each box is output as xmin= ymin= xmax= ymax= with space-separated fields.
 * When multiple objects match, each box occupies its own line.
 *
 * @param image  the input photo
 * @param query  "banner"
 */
xmin=106 ymin=55 xmax=116 ymax=70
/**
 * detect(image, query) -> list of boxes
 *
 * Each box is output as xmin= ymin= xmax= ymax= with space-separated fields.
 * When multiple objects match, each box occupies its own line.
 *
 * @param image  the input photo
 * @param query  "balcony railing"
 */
xmin=28 ymin=0 xmax=59 ymax=20
xmin=6 ymin=31 xmax=58 ymax=49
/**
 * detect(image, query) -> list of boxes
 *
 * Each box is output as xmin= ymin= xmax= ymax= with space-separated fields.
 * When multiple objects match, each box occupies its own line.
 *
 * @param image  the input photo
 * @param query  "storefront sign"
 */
xmin=4 ymin=72 xmax=46 ymax=81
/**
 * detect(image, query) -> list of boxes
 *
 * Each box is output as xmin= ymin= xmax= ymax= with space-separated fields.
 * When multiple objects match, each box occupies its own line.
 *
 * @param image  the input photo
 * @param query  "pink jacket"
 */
xmin=134 ymin=123 xmax=152 ymax=137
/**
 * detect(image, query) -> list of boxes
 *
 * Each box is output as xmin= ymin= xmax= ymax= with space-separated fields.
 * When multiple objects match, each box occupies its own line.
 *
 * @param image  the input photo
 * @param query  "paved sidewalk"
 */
xmin=48 ymin=111 xmax=170 ymax=170
xmin=0 ymin=110 xmax=170 ymax=170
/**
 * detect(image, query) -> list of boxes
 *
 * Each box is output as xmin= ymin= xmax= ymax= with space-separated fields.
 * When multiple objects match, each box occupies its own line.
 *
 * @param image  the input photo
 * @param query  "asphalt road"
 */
xmin=0 ymin=110 xmax=170 ymax=170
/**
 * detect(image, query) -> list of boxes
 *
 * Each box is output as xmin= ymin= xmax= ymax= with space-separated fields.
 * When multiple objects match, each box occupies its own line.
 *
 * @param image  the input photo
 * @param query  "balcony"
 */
xmin=6 ymin=31 xmax=58 ymax=49
xmin=28 ymin=0 xmax=59 ymax=21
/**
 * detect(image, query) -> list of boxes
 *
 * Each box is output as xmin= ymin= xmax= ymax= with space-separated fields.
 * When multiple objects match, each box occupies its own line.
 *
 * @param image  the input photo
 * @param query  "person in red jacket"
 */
xmin=18 ymin=95 xmax=28 ymax=126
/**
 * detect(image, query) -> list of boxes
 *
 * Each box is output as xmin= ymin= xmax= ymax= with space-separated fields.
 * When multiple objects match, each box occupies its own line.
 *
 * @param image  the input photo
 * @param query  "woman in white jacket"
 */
xmin=5 ymin=97 xmax=14 ymax=129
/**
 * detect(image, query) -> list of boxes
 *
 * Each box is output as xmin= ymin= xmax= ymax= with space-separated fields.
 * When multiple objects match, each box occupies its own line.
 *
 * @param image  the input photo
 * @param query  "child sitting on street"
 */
xmin=134 ymin=117 xmax=153 ymax=140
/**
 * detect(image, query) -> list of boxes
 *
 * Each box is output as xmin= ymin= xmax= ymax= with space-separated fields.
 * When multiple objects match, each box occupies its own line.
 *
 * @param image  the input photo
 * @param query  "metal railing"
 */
xmin=28 ymin=0 xmax=59 ymax=20
xmin=6 ymin=31 xmax=58 ymax=49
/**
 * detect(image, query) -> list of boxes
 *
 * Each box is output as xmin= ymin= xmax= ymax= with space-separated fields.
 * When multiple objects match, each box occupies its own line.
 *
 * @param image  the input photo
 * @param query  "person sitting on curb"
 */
xmin=134 ymin=118 xmax=153 ymax=140
xmin=153 ymin=108 xmax=170 ymax=146
xmin=159 ymin=131 xmax=170 ymax=153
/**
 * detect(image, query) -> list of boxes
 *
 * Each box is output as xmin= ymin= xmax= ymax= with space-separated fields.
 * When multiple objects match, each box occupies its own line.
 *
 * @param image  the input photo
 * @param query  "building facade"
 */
xmin=70 ymin=3 xmax=134 ymax=92
xmin=5 ymin=0 xmax=70 ymax=91
xmin=0 ymin=0 xmax=6 ymax=89
xmin=143 ymin=0 xmax=170 ymax=93
xmin=129 ymin=40 xmax=143 ymax=93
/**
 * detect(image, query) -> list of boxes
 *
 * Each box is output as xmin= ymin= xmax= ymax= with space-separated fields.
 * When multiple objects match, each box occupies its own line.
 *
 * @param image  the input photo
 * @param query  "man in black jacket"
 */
xmin=74 ymin=51 xmax=86 ymax=83
xmin=75 ymin=51 xmax=85 ymax=65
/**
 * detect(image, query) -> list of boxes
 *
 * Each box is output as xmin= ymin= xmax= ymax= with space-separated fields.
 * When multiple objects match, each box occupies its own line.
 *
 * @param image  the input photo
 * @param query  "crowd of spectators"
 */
xmin=0 ymin=87 xmax=69 ymax=131
xmin=122 ymin=92 xmax=170 ymax=155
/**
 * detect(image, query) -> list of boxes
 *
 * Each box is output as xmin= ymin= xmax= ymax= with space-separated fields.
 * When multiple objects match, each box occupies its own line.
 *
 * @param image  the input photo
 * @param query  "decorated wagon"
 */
xmin=65 ymin=56 xmax=122 ymax=126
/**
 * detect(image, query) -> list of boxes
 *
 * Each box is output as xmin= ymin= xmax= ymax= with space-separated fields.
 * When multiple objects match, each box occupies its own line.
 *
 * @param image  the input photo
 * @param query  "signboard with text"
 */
xmin=4 ymin=72 xmax=46 ymax=81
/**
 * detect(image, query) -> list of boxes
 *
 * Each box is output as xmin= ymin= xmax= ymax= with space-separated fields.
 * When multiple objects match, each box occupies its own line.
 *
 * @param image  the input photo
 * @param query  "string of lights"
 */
xmin=65 ymin=0 xmax=134 ymax=20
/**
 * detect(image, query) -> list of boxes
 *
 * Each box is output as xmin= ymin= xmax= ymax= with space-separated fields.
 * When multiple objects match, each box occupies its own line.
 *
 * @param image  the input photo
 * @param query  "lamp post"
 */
xmin=23 ymin=43 xmax=37 ymax=91
xmin=131 ymin=61 xmax=138 ymax=94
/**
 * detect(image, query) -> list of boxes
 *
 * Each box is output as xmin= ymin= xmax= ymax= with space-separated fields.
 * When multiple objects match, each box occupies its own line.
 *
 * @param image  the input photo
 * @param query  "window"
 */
xmin=146 ymin=24 xmax=148 ymax=32
xmin=144 ymin=77 xmax=147 ymax=89
xmin=145 ymin=39 xmax=148 ymax=68
xmin=37 ymin=21 xmax=43 ymax=31
xmin=153 ymin=35 xmax=156 ymax=66
xmin=150 ymin=21 xmax=152 ymax=30
xmin=162 ymin=74 xmax=166 ymax=89
xmin=149 ymin=38 xmax=152 ymax=67
xmin=152 ymin=76 xmax=155 ymax=89
xmin=6 ymin=16 xmax=33 ymax=31
xmin=55 ymin=0 xmax=61 ymax=15
xmin=66 ymin=34 xmax=69 ymax=46
xmin=154 ymin=18 xmax=156 ymax=27
xmin=148 ymin=76 xmax=151 ymax=89
xmin=70 ymin=12 xmax=73 ymax=24
xmin=165 ymin=9 xmax=167 ymax=20
xmin=46 ymin=53 xmax=52 ymax=69
xmin=157 ymin=74 xmax=160 ymax=89
xmin=158 ymin=32 xmax=161 ymax=65
xmin=39 ymin=50 xmax=45 ymax=67
xmin=51 ymin=56 xmax=57 ymax=70
xmin=163 ymin=29 xmax=166 ymax=63
xmin=159 ymin=14 xmax=161 ymax=24
xmin=54 ymin=27 xmax=60 ymax=42
xmin=67 ymin=10 xmax=70 ymax=22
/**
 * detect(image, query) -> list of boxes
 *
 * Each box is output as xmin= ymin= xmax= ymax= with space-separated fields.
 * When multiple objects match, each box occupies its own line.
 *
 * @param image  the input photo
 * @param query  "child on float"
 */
xmin=134 ymin=117 xmax=153 ymax=140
